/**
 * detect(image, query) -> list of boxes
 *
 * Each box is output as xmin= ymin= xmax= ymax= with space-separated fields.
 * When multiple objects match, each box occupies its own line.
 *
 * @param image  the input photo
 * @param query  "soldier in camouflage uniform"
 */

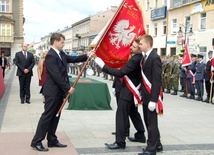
xmin=164 ymin=56 xmax=173 ymax=93
xmin=170 ymin=55 xmax=181 ymax=95
xmin=161 ymin=56 xmax=167 ymax=92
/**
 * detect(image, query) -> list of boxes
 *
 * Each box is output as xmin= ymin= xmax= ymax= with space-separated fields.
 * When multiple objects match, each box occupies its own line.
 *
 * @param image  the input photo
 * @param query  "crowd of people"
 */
xmin=162 ymin=50 xmax=214 ymax=104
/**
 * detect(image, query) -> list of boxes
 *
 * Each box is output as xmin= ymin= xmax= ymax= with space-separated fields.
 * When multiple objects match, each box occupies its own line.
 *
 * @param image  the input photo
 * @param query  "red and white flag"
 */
xmin=182 ymin=43 xmax=191 ymax=67
xmin=94 ymin=0 xmax=145 ymax=68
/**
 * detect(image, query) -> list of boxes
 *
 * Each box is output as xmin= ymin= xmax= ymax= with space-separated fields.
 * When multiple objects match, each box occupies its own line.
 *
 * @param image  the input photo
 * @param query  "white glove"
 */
xmin=112 ymin=88 xmax=116 ymax=96
xmin=148 ymin=101 xmax=156 ymax=111
xmin=95 ymin=57 xmax=105 ymax=68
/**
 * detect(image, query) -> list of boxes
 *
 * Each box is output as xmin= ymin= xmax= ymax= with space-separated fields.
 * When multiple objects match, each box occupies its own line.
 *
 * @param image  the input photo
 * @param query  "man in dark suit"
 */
xmin=31 ymin=33 xmax=94 ymax=152
xmin=138 ymin=34 xmax=163 ymax=155
xmin=95 ymin=37 xmax=146 ymax=149
xmin=0 ymin=53 xmax=8 ymax=78
xmin=15 ymin=43 xmax=35 ymax=103
xmin=203 ymin=50 xmax=213 ymax=103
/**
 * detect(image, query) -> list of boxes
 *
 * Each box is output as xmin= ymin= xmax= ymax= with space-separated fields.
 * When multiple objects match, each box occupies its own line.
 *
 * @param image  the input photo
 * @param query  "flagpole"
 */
xmin=56 ymin=57 xmax=91 ymax=117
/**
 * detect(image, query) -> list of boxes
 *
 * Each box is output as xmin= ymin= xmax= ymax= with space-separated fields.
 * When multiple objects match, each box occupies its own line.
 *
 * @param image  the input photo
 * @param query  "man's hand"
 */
xmin=95 ymin=57 xmax=105 ymax=68
xmin=68 ymin=87 xmax=75 ymax=94
xmin=87 ymin=50 xmax=95 ymax=57
xmin=148 ymin=101 xmax=156 ymax=111
xmin=24 ymin=69 xmax=29 ymax=74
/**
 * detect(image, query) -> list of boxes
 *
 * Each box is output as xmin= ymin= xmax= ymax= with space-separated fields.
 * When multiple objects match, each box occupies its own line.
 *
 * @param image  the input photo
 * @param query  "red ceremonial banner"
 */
xmin=95 ymin=0 xmax=145 ymax=68
xmin=182 ymin=43 xmax=191 ymax=67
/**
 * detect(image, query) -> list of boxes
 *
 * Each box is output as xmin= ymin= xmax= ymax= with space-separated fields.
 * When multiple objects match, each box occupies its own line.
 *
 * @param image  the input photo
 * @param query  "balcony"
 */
xmin=0 ymin=36 xmax=14 ymax=43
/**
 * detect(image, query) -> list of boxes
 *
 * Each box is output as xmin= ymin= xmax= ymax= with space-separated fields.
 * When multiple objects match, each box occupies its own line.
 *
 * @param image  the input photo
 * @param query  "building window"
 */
xmin=0 ymin=23 xmax=11 ymax=36
xmin=154 ymin=23 xmax=157 ymax=36
xmin=200 ymin=13 xmax=206 ymax=29
xmin=0 ymin=0 xmax=10 ymax=12
xmin=155 ymin=0 xmax=158 ymax=8
xmin=146 ymin=0 xmax=150 ymax=10
xmin=163 ymin=21 xmax=166 ymax=35
xmin=170 ymin=47 xmax=176 ymax=56
xmin=146 ymin=24 xmax=149 ymax=34
xmin=172 ymin=18 xmax=177 ymax=34
xmin=161 ymin=48 xmax=166 ymax=56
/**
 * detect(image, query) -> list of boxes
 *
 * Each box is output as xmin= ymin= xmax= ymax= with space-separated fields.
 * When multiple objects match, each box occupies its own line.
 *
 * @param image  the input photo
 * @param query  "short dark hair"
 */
xmin=50 ymin=33 xmax=65 ymax=45
xmin=141 ymin=34 xmax=153 ymax=47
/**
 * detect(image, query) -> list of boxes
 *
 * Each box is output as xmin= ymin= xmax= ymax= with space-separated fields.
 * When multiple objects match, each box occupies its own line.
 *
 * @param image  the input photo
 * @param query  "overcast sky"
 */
xmin=23 ymin=0 xmax=121 ymax=44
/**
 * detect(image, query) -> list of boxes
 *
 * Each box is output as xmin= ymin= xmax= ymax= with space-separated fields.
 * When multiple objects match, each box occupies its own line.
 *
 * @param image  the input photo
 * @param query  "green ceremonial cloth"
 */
xmin=67 ymin=77 xmax=112 ymax=110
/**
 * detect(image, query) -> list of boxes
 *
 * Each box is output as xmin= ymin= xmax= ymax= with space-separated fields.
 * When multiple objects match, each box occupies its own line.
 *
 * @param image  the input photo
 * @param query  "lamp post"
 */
xmin=177 ymin=21 xmax=193 ymax=48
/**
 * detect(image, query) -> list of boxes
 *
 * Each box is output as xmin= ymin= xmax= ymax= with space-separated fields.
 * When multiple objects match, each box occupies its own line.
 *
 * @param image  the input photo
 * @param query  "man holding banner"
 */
xmin=95 ymin=37 xmax=146 ymax=149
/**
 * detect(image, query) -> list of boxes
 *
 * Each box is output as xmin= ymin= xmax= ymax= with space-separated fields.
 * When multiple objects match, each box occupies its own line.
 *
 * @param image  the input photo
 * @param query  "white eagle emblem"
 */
xmin=109 ymin=20 xmax=136 ymax=49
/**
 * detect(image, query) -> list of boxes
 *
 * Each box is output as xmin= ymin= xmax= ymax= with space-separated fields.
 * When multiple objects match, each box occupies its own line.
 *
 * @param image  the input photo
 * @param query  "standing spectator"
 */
xmin=15 ymin=43 xmax=35 ymax=104
xmin=195 ymin=54 xmax=205 ymax=101
xmin=30 ymin=33 xmax=94 ymax=152
xmin=37 ymin=51 xmax=48 ymax=103
xmin=0 ymin=53 xmax=7 ymax=78
xmin=203 ymin=51 xmax=213 ymax=103
xmin=138 ymin=34 xmax=163 ymax=155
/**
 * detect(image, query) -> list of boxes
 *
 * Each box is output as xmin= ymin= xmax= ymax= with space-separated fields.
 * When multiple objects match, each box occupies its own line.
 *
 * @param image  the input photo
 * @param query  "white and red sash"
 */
xmin=188 ymin=70 xmax=196 ymax=84
xmin=141 ymin=69 xmax=163 ymax=115
xmin=123 ymin=75 xmax=142 ymax=105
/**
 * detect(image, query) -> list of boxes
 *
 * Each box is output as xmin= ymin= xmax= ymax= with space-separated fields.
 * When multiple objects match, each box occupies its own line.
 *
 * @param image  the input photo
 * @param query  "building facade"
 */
xmin=0 ymin=0 xmax=24 ymax=58
xmin=72 ymin=6 xmax=117 ymax=54
xmin=141 ymin=0 xmax=214 ymax=61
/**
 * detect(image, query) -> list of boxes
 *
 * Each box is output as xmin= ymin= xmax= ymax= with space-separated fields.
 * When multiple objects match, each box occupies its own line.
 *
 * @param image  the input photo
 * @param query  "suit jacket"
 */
xmin=0 ymin=57 xmax=7 ymax=68
xmin=204 ymin=59 xmax=211 ymax=81
xmin=102 ymin=53 xmax=142 ymax=102
xmin=42 ymin=48 xmax=88 ymax=97
xmin=187 ymin=61 xmax=196 ymax=78
xmin=141 ymin=50 xmax=162 ymax=105
xmin=195 ymin=61 xmax=205 ymax=81
xmin=15 ymin=51 xmax=35 ymax=76
xmin=112 ymin=77 xmax=122 ymax=93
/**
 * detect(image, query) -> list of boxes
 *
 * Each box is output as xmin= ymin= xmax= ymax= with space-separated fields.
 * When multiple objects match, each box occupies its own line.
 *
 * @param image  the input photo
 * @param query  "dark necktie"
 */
xmin=143 ymin=54 xmax=147 ymax=65
xmin=59 ymin=51 xmax=63 ymax=60
xmin=24 ymin=52 xmax=27 ymax=59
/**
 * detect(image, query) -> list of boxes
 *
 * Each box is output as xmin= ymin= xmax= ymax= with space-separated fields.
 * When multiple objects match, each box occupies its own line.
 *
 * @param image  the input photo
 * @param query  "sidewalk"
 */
xmin=1 ymin=66 xmax=214 ymax=155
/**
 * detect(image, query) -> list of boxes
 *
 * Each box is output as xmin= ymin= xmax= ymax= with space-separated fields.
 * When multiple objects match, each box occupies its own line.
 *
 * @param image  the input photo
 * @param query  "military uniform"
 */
xmin=186 ymin=54 xmax=197 ymax=99
xmin=170 ymin=56 xmax=181 ymax=95
xmin=195 ymin=54 xmax=205 ymax=101
xmin=164 ymin=57 xmax=173 ymax=93
xmin=161 ymin=57 xmax=167 ymax=92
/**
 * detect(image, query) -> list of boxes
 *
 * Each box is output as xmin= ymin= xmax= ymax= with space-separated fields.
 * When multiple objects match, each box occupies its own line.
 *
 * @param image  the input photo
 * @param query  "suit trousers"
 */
xmin=31 ymin=95 xmax=63 ymax=145
xmin=18 ymin=74 xmax=32 ymax=101
xmin=2 ymin=67 xmax=5 ymax=78
xmin=116 ymin=98 xmax=145 ymax=146
xmin=143 ymin=104 xmax=161 ymax=152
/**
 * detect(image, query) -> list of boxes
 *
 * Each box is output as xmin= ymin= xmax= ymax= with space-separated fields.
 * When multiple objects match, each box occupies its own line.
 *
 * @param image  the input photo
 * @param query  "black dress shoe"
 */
xmin=128 ymin=136 xmax=146 ymax=143
xmin=138 ymin=150 xmax=156 ymax=155
xmin=31 ymin=144 xmax=49 ymax=151
xmin=26 ymin=100 xmax=31 ymax=104
xmin=156 ymin=145 xmax=163 ymax=152
xmin=48 ymin=142 xmax=67 ymax=148
xmin=105 ymin=142 xmax=125 ymax=149
xmin=21 ymin=101 xmax=24 ymax=104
